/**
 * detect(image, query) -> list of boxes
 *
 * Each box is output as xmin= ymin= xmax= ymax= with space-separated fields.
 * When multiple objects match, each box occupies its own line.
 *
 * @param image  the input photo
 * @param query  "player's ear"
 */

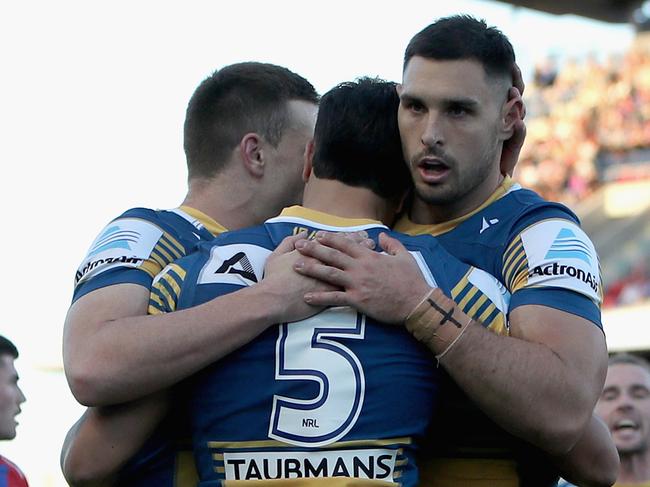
xmin=302 ymin=139 xmax=315 ymax=183
xmin=240 ymin=133 xmax=265 ymax=178
xmin=499 ymin=87 xmax=523 ymax=141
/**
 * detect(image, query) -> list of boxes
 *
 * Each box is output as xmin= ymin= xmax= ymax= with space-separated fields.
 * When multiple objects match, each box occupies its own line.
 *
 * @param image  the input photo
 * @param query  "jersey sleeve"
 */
xmin=502 ymin=215 xmax=602 ymax=327
xmin=407 ymin=234 xmax=510 ymax=336
xmin=148 ymin=263 xmax=188 ymax=315
xmin=72 ymin=212 xmax=186 ymax=303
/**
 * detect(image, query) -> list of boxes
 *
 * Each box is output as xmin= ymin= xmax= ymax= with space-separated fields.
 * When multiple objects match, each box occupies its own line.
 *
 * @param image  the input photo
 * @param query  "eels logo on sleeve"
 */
xmin=506 ymin=219 xmax=601 ymax=301
xmin=197 ymin=244 xmax=271 ymax=287
xmin=75 ymin=218 xmax=165 ymax=285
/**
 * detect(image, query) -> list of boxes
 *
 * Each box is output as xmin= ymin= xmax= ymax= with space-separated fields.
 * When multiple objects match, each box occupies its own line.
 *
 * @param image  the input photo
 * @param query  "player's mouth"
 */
xmin=417 ymin=158 xmax=450 ymax=183
xmin=613 ymin=418 xmax=640 ymax=434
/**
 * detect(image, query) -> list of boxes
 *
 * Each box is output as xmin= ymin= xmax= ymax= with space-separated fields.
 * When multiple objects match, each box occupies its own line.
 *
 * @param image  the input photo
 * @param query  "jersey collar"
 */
xmin=273 ymin=206 xmax=388 ymax=230
xmin=395 ymin=177 xmax=519 ymax=236
xmin=177 ymin=205 xmax=228 ymax=236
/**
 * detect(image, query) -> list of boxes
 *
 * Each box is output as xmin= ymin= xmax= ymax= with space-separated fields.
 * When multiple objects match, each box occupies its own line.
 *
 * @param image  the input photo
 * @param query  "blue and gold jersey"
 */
xmin=72 ymin=205 xmax=225 ymax=487
xmin=395 ymin=177 xmax=602 ymax=326
xmin=395 ymin=178 xmax=603 ymax=486
xmin=73 ymin=205 xmax=225 ymax=303
xmin=149 ymin=206 xmax=509 ymax=487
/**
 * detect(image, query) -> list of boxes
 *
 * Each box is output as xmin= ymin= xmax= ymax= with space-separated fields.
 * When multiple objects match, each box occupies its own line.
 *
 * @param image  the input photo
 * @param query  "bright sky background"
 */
xmin=0 ymin=0 xmax=636 ymax=484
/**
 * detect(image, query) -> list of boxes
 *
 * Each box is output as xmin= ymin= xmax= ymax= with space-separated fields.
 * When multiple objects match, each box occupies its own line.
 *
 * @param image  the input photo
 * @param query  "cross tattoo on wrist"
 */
xmin=427 ymin=298 xmax=463 ymax=328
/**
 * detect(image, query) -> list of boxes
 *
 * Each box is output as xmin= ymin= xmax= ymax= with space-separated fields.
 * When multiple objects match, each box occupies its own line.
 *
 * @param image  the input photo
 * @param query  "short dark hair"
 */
xmin=312 ymin=77 xmax=411 ymax=199
xmin=609 ymin=352 xmax=650 ymax=374
xmin=404 ymin=15 xmax=515 ymax=80
xmin=0 ymin=335 xmax=18 ymax=360
xmin=184 ymin=62 xmax=319 ymax=179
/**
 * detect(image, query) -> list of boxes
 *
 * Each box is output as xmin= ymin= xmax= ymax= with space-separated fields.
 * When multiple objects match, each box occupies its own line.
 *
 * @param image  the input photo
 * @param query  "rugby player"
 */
xmin=292 ymin=15 xmax=618 ymax=486
xmin=144 ymin=76 xmax=511 ymax=486
xmin=61 ymin=61 xmax=322 ymax=485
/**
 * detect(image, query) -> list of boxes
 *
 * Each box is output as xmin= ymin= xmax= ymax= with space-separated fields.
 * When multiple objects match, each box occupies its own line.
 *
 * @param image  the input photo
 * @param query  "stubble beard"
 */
xmin=412 ymin=136 xmax=500 ymax=209
xmin=618 ymin=440 xmax=647 ymax=456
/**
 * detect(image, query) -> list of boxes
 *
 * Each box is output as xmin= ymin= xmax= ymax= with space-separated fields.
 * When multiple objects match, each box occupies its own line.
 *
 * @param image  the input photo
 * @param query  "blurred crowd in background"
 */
xmin=515 ymin=36 xmax=650 ymax=309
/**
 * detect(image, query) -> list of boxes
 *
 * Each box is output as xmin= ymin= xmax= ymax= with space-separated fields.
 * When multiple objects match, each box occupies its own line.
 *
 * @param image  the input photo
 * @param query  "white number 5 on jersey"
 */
xmin=269 ymin=307 xmax=366 ymax=447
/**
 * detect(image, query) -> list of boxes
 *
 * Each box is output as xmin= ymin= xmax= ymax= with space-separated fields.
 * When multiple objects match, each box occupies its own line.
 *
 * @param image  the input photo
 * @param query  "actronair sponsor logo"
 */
xmin=222 ymin=449 xmax=397 ymax=481
xmin=88 ymin=225 xmax=141 ymax=257
xmin=544 ymin=228 xmax=593 ymax=265
xmin=75 ymin=256 xmax=145 ymax=283
xmin=528 ymin=262 xmax=599 ymax=293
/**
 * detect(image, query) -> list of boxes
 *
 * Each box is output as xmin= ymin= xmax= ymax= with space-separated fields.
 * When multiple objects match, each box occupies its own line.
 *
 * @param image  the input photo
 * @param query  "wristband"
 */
xmin=435 ymin=315 xmax=473 ymax=363
xmin=405 ymin=288 xmax=441 ymax=345
xmin=405 ymin=287 xmax=474 ymax=363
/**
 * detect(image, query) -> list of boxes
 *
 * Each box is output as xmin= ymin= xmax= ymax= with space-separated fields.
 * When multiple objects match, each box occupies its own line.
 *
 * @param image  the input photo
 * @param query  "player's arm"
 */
xmin=64 ymin=232 xmax=327 ymax=406
xmin=60 ymin=393 xmax=169 ymax=487
xmin=551 ymin=414 xmax=618 ymax=487
xmin=292 ymin=232 xmax=607 ymax=456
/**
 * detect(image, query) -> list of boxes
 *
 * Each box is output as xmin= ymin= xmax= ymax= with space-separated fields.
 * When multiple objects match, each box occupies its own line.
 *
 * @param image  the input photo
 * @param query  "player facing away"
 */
xmin=146 ymin=77 xmax=510 ymax=486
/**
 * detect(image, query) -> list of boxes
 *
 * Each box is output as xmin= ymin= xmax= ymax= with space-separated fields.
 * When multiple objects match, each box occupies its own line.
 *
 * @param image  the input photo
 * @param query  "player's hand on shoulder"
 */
xmin=294 ymin=231 xmax=431 ymax=323
xmin=261 ymin=232 xmax=335 ymax=323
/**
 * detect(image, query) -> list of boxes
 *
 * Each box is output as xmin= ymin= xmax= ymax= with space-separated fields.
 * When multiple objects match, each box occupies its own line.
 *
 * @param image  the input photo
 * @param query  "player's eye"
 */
xmin=447 ymin=103 xmax=470 ymax=117
xmin=601 ymin=388 xmax=618 ymax=401
xmin=401 ymin=98 xmax=425 ymax=114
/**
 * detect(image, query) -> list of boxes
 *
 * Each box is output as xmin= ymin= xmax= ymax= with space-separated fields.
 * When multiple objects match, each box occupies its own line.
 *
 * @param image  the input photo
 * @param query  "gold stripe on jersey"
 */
xmin=449 ymin=271 xmax=507 ymax=334
xmin=174 ymin=450 xmax=199 ymax=487
xmin=279 ymin=206 xmax=384 ymax=228
xmin=487 ymin=313 xmax=507 ymax=336
xmin=419 ymin=458 xmax=518 ymax=487
xmin=450 ymin=271 xmax=471 ymax=300
xmin=510 ymin=268 xmax=530 ymax=293
xmin=597 ymin=261 xmax=604 ymax=303
xmin=180 ymin=205 xmax=229 ymax=236
xmin=502 ymin=237 xmax=524 ymax=276
xmin=153 ymin=245 xmax=175 ymax=265
xmin=153 ymin=286 xmax=176 ymax=313
xmin=457 ymin=287 xmax=479 ymax=311
xmin=160 ymin=235 xmax=184 ymax=260
xmin=395 ymin=177 xmax=516 ymax=236
xmin=149 ymin=263 xmax=186 ymax=313
xmin=467 ymin=294 xmax=489 ymax=318
xmin=161 ymin=232 xmax=185 ymax=257
xmin=148 ymin=293 xmax=167 ymax=314
xmin=478 ymin=303 xmax=496 ymax=324
xmin=140 ymin=259 xmax=162 ymax=278
xmin=502 ymin=236 xmax=529 ymax=292
xmin=149 ymin=251 xmax=167 ymax=269
xmin=160 ymin=269 xmax=183 ymax=297
xmin=208 ymin=437 xmax=412 ymax=450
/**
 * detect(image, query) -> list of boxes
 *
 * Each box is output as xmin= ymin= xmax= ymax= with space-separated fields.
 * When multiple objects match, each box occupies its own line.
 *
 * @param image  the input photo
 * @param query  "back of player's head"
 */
xmin=404 ymin=15 xmax=515 ymax=82
xmin=0 ymin=335 xmax=18 ymax=361
xmin=184 ymin=62 xmax=319 ymax=179
xmin=311 ymin=77 xmax=411 ymax=199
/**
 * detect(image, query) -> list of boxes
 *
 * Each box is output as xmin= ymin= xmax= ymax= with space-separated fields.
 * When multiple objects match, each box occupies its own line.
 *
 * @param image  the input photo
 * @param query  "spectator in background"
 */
xmin=561 ymin=353 xmax=650 ymax=487
xmin=0 ymin=335 xmax=28 ymax=486
xmin=597 ymin=353 xmax=650 ymax=486
xmin=517 ymin=43 xmax=650 ymax=207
